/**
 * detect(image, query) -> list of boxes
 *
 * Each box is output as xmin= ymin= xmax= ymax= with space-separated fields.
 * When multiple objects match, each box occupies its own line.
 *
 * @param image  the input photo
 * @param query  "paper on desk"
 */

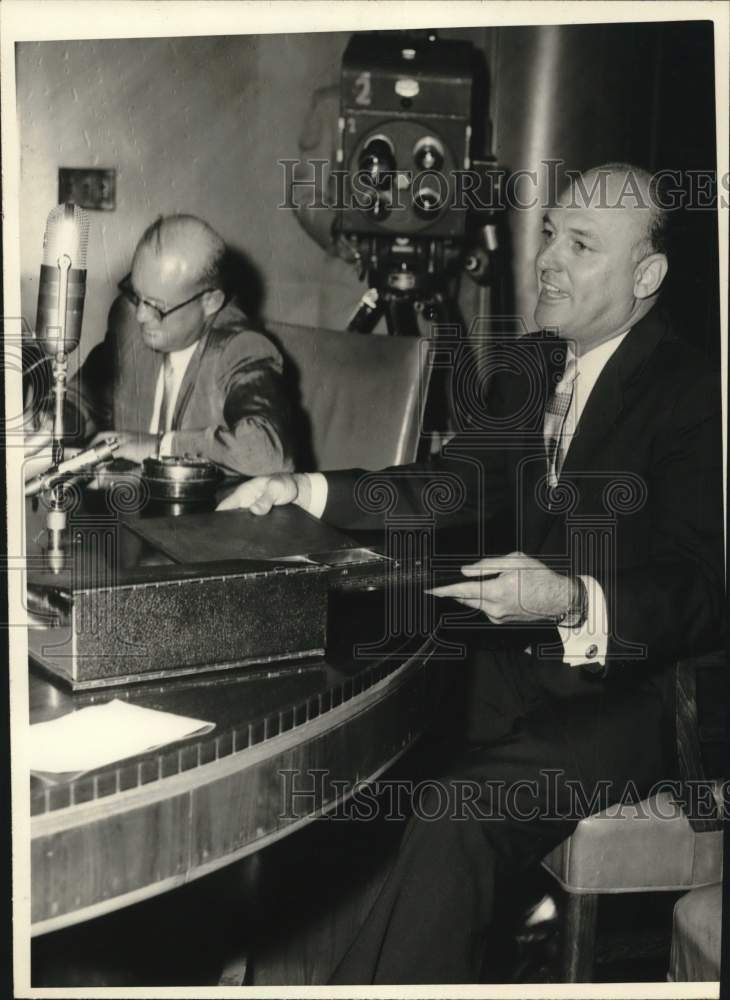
xmin=29 ymin=699 xmax=215 ymax=775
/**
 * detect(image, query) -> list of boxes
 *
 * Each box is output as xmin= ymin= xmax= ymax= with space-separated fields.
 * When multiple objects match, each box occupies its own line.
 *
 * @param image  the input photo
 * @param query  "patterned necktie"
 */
xmin=544 ymin=355 xmax=578 ymax=488
xmin=158 ymin=354 xmax=176 ymax=434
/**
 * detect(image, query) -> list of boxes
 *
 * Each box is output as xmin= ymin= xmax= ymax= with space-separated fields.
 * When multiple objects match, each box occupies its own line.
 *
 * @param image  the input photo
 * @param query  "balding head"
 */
xmin=534 ymin=163 xmax=669 ymax=352
xmin=129 ymin=215 xmax=227 ymax=353
xmin=133 ymin=214 xmax=227 ymax=291
xmin=564 ymin=163 xmax=669 ymax=263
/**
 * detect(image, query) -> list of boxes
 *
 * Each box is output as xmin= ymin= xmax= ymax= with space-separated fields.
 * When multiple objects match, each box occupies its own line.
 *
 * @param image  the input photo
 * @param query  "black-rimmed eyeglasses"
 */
xmin=118 ymin=274 xmax=215 ymax=322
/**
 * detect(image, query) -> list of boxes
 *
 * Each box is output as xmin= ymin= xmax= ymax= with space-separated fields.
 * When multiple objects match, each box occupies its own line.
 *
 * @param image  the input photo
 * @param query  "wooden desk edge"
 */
xmin=31 ymin=636 xmax=442 ymax=934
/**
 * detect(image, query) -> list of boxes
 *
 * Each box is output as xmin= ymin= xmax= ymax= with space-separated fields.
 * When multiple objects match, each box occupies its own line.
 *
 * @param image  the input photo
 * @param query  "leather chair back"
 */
xmin=266 ymin=321 xmax=431 ymax=471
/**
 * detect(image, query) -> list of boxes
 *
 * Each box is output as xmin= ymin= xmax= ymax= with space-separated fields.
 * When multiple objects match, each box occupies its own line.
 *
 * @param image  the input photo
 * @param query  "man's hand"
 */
xmin=89 ymin=430 xmax=158 ymax=464
xmin=216 ymin=473 xmax=305 ymax=515
xmin=427 ymin=551 xmax=576 ymax=624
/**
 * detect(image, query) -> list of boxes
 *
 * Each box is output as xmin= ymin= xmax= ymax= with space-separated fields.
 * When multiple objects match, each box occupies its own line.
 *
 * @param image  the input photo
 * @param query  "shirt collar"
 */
xmin=566 ymin=329 xmax=631 ymax=378
xmin=164 ymin=338 xmax=199 ymax=374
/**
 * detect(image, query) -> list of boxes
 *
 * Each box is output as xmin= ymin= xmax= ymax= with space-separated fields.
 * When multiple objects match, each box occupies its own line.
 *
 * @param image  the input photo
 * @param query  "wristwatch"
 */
xmin=554 ymin=576 xmax=588 ymax=628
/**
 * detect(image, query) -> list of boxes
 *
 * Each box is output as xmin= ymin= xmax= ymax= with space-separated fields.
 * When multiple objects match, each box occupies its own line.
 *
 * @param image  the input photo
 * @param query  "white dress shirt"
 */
xmin=148 ymin=340 xmax=200 ymax=454
xmin=298 ymin=330 xmax=631 ymax=666
xmin=557 ymin=331 xmax=629 ymax=466
xmin=555 ymin=331 xmax=629 ymax=664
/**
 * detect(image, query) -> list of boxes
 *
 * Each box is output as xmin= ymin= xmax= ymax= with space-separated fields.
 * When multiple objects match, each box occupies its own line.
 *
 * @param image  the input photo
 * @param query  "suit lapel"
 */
xmin=171 ymin=329 xmax=211 ymax=429
xmin=523 ymin=308 xmax=670 ymax=554
xmin=560 ymin=307 xmax=669 ymax=481
xmin=131 ymin=339 xmax=162 ymax=431
xmin=558 ymin=352 xmax=622 ymax=480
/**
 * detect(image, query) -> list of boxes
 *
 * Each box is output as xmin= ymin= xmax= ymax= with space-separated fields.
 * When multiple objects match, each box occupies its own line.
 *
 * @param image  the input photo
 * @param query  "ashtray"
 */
xmin=141 ymin=455 xmax=224 ymax=503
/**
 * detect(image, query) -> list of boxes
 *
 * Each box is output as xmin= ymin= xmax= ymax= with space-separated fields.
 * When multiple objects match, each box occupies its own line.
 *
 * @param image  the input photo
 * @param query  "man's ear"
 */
xmin=634 ymin=253 xmax=668 ymax=299
xmin=201 ymin=288 xmax=226 ymax=316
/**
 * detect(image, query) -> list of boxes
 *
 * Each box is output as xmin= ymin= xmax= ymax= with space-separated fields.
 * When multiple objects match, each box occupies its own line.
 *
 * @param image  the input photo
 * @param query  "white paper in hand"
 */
xmin=29 ymin=699 xmax=215 ymax=776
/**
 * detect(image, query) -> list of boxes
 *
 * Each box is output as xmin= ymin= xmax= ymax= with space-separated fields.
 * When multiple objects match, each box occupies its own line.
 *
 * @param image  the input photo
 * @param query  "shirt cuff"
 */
xmin=297 ymin=472 xmax=328 ymax=519
xmin=557 ymin=575 xmax=608 ymax=666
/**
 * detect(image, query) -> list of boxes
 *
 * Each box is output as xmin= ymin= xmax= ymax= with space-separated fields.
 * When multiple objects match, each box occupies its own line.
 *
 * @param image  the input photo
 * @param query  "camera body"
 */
xmin=338 ymin=33 xmax=475 ymax=240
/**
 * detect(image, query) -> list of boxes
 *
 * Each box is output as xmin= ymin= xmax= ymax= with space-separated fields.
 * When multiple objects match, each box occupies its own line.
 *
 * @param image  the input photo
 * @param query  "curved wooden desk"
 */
xmin=30 ymin=624 xmax=443 ymax=936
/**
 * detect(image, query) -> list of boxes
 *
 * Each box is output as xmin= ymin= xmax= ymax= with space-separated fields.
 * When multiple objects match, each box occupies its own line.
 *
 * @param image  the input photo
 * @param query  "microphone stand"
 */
xmin=46 ymin=252 xmax=73 ymax=574
xmin=50 ymin=253 xmax=72 ymax=466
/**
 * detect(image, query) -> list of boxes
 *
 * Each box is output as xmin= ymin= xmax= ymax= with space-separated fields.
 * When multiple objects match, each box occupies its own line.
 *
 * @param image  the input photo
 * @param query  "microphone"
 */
xmin=36 ymin=203 xmax=90 ymax=357
xmin=36 ymin=203 xmax=90 ymax=467
xmin=24 ymin=437 xmax=119 ymax=497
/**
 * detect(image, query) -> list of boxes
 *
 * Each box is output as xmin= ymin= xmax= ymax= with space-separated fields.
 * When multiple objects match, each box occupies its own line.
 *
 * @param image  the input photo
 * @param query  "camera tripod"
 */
xmin=346 ymin=275 xmax=468 ymax=441
xmin=345 ymin=234 xmax=467 ymax=335
xmin=346 ymin=282 xmax=464 ymax=338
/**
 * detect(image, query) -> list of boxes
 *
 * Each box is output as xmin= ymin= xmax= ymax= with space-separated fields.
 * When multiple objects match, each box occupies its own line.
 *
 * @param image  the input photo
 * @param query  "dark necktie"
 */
xmin=158 ymin=354 xmax=176 ymax=434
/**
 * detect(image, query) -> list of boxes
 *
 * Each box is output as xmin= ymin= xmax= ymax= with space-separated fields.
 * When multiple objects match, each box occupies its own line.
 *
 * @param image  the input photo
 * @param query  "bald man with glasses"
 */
xmin=65 ymin=214 xmax=294 ymax=475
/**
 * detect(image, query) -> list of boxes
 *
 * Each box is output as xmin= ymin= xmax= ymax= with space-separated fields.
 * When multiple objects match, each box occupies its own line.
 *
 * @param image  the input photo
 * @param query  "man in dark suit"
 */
xmin=217 ymin=164 xmax=723 ymax=982
xmin=67 ymin=214 xmax=294 ymax=475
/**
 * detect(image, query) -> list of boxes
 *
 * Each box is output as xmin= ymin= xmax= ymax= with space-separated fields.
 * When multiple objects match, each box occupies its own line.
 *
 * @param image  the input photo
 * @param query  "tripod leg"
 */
xmin=347 ymin=288 xmax=385 ymax=334
xmin=420 ymin=295 xmax=465 ymax=441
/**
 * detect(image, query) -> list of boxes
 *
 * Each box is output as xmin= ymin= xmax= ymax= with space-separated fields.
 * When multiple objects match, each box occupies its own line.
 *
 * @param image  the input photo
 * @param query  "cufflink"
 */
xmin=585 ymin=644 xmax=598 ymax=659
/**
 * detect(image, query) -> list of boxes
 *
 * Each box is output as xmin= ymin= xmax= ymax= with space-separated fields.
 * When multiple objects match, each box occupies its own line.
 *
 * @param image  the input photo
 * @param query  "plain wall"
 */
xmin=490 ymin=21 xmax=720 ymax=358
xmin=16 ymin=32 xmax=365 ymax=366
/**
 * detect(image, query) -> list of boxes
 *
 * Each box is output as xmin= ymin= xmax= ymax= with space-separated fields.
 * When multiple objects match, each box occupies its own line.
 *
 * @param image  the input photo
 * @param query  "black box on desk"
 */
xmin=28 ymin=560 xmax=334 ymax=689
xmin=26 ymin=505 xmax=383 ymax=690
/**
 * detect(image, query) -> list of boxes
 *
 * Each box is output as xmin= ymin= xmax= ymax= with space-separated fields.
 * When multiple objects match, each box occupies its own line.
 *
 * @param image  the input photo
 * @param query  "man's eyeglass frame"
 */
xmin=118 ymin=274 xmax=216 ymax=322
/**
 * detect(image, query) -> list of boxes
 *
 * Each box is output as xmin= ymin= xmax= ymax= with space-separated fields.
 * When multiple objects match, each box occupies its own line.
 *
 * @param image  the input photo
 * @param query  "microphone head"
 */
xmin=42 ymin=203 xmax=90 ymax=269
xmin=36 ymin=203 xmax=90 ymax=356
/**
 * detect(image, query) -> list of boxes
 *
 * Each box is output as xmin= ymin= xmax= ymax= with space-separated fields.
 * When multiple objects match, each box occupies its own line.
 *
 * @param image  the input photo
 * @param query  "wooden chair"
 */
xmin=266 ymin=321 xmax=432 ymax=471
xmin=542 ymin=650 xmax=725 ymax=982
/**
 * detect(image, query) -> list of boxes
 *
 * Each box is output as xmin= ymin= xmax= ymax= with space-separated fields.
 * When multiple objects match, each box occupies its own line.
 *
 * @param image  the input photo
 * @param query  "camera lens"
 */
xmin=358 ymin=136 xmax=396 ymax=188
xmin=412 ymin=182 xmax=444 ymax=218
xmin=413 ymin=136 xmax=444 ymax=172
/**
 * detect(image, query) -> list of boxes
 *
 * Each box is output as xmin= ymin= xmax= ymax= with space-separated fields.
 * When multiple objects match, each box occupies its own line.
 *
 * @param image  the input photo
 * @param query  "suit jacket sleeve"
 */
xmin=169 ymin=331 xmax=295 ymax=476
xmin=602 ymin=368 xmax=724 ymax=663
xmin=321 ymin=437 xmax=510 ymax=535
